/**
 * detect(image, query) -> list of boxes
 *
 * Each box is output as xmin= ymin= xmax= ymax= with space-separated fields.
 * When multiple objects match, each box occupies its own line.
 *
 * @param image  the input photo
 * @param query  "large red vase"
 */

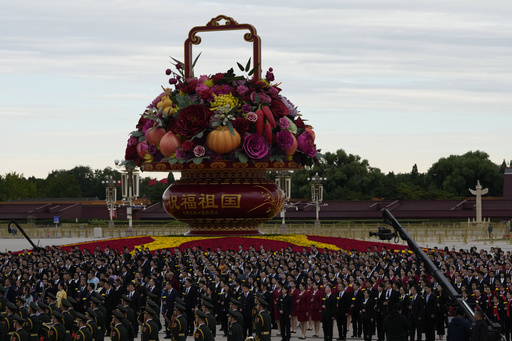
xmin=141 ymin=160 xmax=302 ymax=235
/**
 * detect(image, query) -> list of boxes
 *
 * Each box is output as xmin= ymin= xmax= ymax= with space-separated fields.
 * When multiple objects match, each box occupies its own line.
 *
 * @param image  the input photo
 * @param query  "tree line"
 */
xmin=0 ymin=150 xmax=507 ymax=204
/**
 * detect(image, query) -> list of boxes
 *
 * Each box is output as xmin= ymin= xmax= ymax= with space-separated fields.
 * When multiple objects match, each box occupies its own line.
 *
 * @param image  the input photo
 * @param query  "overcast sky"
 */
xmin=1 ymin=1 xmax=511 ymax=179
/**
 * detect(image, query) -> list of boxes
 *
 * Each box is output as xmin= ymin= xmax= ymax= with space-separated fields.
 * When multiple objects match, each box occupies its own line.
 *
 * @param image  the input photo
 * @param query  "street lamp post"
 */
xmin=308 ymin=172 xmax=327 ymax=227
xmin=275 ymin=171 xmax=292 ymax=233
xmin=115 ymin=160 xmax=140 ymax=237
xmin=101 ymin=176 xmax=120 ymax=228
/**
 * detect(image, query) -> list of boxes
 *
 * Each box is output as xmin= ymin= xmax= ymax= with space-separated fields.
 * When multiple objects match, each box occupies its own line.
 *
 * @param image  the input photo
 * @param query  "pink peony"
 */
xmin=193 ymin=145 xmax=206 ymax=157
xmin=297 ymin=132 xmax=317 ymax=157
xmin=250 ymin=91 xmax=271 ymax=104
xmin=128 ymin=136 xmax=138 ymax=147
xmin=246 ymin=112 xmax=258 ymax=123
xmin=279 ymin=117 xmax=290 ymax=130
xmin=237 ymin=85 xmax=249 ymax=96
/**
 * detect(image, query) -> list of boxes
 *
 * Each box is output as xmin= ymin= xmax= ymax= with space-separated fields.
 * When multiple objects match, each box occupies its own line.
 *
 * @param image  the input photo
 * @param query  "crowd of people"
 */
xmin=0 ymin=242 xmax=509 ymax=341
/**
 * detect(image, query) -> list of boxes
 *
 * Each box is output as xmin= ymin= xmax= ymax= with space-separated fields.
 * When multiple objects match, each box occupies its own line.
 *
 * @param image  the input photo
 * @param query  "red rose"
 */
xmin=270 ymin=98 xmax=290 ymax=117
xmin=136 ymin=117 xmax=148 ymax=130
xmin=182 ymin=140 xmax=195 ymax=151
xmin=181 ymin=78 xmax=199 ymax=94
xmin=124 ymin=145 xmax=137 ymax=160
xmin=231 ymin=117 xmax=249 ymax=134
xmin=175 ymin=105 xmax=211 ymax=138
xmin=211 ymin=72 xmax=225 ymax=83
xmin=295 ymin=116 xmax=307 ymax=129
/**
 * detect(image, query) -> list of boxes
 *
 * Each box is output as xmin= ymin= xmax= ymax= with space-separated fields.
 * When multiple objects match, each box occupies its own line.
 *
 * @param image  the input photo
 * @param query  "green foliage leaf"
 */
xmin=237 ymin=62 xmax=245 ymax=72
xmin=235 ymin=151 xmax=249 ymax=163
xmin=191 ymin=156 xmax=210 ymax=165
xmin=245 ymin=58 xmax=251 ymax=72
xmin=226 ymin=120 xmax=235 ymax=136
xmin=192 ymin=52 xmax=202 ymax=69
xmin=130 ymin=131 xmax=144 ymax=138
xmin=248 ymin=63 xmax=261 ymax=76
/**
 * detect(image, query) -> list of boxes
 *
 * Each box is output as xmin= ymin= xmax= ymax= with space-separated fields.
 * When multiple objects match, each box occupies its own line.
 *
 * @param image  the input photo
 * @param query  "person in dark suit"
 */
xmin=361 ymin=289 xmax=375 ymax=341
xmin=322 ymin=284 xmax=337 ymax=341
xmin=240 ymin=283 xmax=255 ymax=338
xmin=472 ymin=309 xmax=488 ymax=341
xmin=103 ymin=280 xmax=114 ymax=337
xmin=182 ymin=278 xmax=197 ymax=336
xmin=126 ymin=283 xmax=141 ymax=313
xmin=162 ymin=281 xmax=178 ymax=339
xmin=423 ymin=285 xmax=437 ymax=341
xmin=351 ymin=282 xmax=364 ymax=338
xmin=336 ymin=283 xmax=351 ymax=341
xmin=408 ymin=286 xmax=425 ymax=341
xmin=278 ymin=286 xmax=293 ymax=341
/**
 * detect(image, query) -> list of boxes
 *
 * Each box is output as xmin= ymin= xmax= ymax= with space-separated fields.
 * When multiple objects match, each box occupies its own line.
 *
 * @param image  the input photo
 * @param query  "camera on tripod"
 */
xmin=369 ymin=226 xmax=397 ymax=241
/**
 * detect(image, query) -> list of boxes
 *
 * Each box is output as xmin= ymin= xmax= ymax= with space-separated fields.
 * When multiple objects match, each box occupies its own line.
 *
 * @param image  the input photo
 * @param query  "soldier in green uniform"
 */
xmin=10 ymin=315 xmax=28 ymax=341
xmin=227 ymin=310 xmax=242 ymax=341
xmin=25 ymin=303 xmax=40 ymax=341
xmin=46 ymin=294 xmax=58 ymax=317
xmin=89 ymin=298 xmax=104 ymax=341
xmin=36 ymin=302 xmax=50 ymax=341
xmin=74 ymin=313 xmax=92 ymax=341
xmin=110 ymin=311 xmax=127 ymax=341
xmin=193 ymin=310 xmax=212 ymax=341
xmin=171 ymin=304 xmax=187 ymax=341
xmin=4 ymin=302 xmax=18 ymax=341
xmin=254 ymin=297 xmax=271 ymax=341
xmin=141 ymin=307 xmax=159 ymax=341
xmin=115 ymin=306 xmax=133 ymax=341
xmin=202 ymin=302 xmax=216 ymax=338
xmin=120 ymin=297 xmax=137 ymax=339
xmin=227 ymin=298 xmax=244 ymax=334
xmin=47 ymin=311 xmax=66 ymax=341
xmin=14 ymin=299 xmax=28 ymax=320
xmin=146 ymin=301 xmax=162 ymax=332
xmin=60 ymin=299 xmax=74 ymax=341
xmin=85 ymin=309 xmax=99 ymax=341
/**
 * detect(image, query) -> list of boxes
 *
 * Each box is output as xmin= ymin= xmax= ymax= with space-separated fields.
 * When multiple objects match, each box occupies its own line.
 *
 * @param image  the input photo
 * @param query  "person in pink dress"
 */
xmin=297 ymin=282 xmax=310 ymax=339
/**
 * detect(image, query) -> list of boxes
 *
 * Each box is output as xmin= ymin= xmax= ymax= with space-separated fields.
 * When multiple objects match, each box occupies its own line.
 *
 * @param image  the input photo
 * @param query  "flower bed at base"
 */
xmin=12 ymin=235 xmax=410 ymax=254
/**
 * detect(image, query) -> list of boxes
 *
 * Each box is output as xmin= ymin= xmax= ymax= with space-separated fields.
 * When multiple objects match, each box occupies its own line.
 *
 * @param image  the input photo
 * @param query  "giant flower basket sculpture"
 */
xmin=122 ymin=15 xmax=320 ymax=235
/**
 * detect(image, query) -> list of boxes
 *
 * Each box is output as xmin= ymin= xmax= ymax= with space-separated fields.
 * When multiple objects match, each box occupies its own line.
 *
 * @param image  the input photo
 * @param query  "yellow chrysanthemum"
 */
xmin=209 ymin=93 xmax=239 ymax=112
xmin=204 ymin=79 xmax=214 ymax=88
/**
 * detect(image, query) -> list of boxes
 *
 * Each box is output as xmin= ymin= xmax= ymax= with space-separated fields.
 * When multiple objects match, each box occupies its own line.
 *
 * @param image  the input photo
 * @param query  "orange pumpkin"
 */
xmin=206 ymin=126 xmax=241 ymax=154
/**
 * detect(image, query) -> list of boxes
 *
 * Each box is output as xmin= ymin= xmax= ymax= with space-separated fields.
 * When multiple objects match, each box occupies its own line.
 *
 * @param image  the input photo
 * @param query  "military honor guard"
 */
xmin=170 ymin=304 xmax=188 ymax=341
xmin=141 ymin=307 xmax=159 ymax=341
xmin=110 ymin=311 xmax=127 ymax=341
xmin=74 ymin=313 xmax=93 ymax=341
xmin=193 ymin=310 xmax=213 ymax=341
xmin=254 ymin=297 xmax=271 ymax=341
xmin=226 ymin=310 xmax=242 ymax=341
xmin=10 ymin=315 xmax=28 ymax=341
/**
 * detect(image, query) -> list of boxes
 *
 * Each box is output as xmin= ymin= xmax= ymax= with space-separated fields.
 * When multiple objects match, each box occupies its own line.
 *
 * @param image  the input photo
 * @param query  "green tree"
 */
xmin=40 ymin=170 xmax=82 ymax=198
xmin=0 ymin=173 xmax=38 ymax=201
xmin=426 ymin=150 xmax=503 ymax=197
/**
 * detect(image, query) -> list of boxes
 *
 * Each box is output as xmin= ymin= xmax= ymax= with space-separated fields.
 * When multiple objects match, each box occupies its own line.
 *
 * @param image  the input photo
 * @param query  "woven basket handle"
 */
xmin=184 ymin=15 xmax=261 ymax=81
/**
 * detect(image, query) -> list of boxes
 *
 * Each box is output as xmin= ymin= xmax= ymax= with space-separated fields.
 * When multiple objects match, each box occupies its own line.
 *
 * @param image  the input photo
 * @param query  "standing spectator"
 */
xmin=409 ymin=285 xmax=425 ymax=341
xmin=296 ymin=282 xmax=309 ymax=339
xmin=278 ymin=285 xmax=293 ymax=341
xmin=322 ymin=284 xmax=336 ymax=341
xmin=240 ymin=283 xmax=255 ymax=338
xmin=446 ymin=307 xmax=471 ymax=341
xmin=384 ymin=303 xmax=410 ymax=341
xmin=310 ymin=282 xmax=323 ymax=338
xmin=361 ymin=289 xmax=375 ymax=341
xmin=351 ymin=282 xmax=364 ymax=338
xmin=423 ymin=284 xmax=437 ymax=341
xmin=471 ymin=309 xmax=488 ymax=341
xmin=336 ymin=282 xmax=351 ymax=341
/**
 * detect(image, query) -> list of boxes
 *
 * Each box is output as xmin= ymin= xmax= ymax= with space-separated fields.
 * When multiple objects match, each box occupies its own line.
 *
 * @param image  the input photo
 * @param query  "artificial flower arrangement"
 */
xmin=123 ymin=58 xmax=320 ymax=169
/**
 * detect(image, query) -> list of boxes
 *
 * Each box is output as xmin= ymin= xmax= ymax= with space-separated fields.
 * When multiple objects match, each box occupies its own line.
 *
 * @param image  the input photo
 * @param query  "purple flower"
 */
xmin=266 ymin=70 xmax=275 ymax=82
xmin=250 ymin=91 xmax=271 ymax=104
xmin=148 ymin=144 xmax=158 ymax=155
xmin=281 ymin=96 xmax=299 ymax=117
xmin=142 ymin=120 xmax=153 ymax=134
xmin=279 ymin=117 xmax=290 ymax=130
xmin=169 ymin=78 xmax=177 ymax=85
xmin=175 ymin=148 xmax=187 ymax=159
xmin=237 ymin=85 xmax=249 ymax=96
xmin=165 ymin=69 xmax=171 ymax=75
xmin=276 ymin=130 xmax=294 ymax=150
xmin=246 ymin=112 xmax=258 ymax=123
xmin=242 ymin=134 xmax=268 ymax=160
xmin=193 ymin=145 xmax=206 ymax=157
xmin=268 ymin=87 xmax=279 ymax=97
xmin=241 ymin=103 xmax=252 ymax=113
xmin=128 ymin=136 xmax=138 ymax=147
xmin=176 ymin=62 xmax=183 ymax=69
xmin=297 ymin=132 xmax=317 ymax=157
xmin=211 ymin=84 xmax=233 ymax=96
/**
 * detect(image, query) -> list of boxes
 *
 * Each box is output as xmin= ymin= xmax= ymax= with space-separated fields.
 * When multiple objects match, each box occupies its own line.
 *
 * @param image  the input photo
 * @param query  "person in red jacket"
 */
xmin=290 ymin=281 xmax=300 ymax=334
xmin=297 ymin=282 xmax=310 ymax=339
xmin=310 ymin=282 xmax=323 ymax=337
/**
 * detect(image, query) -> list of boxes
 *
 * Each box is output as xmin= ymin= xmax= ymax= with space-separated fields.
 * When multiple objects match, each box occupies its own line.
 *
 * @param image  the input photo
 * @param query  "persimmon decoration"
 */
xmin=206 ymin=126 xmax=241 ymax=154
